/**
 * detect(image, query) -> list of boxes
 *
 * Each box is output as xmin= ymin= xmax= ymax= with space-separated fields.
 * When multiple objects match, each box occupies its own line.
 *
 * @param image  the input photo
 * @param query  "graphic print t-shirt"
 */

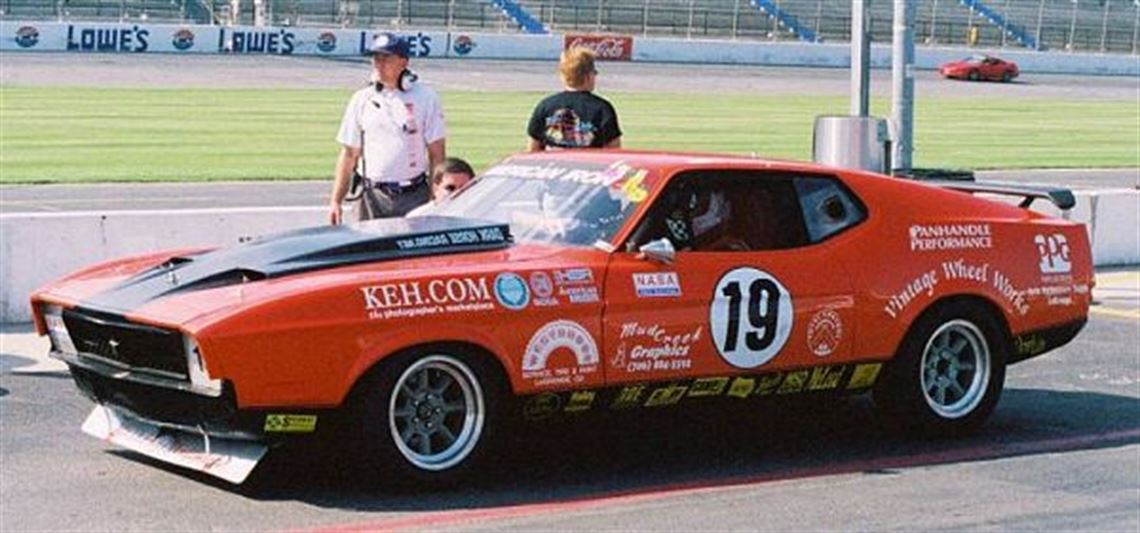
xmin=527 ymin=91 xmax=621 ymax=149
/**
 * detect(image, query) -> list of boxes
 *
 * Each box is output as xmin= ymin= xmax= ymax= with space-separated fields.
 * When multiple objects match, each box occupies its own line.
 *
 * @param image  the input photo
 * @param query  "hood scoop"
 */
xmin=79 ymin=217 xmax=512 ymax=313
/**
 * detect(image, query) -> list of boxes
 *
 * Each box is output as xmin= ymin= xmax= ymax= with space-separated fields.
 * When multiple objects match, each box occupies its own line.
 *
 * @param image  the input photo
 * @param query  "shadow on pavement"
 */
xmin=115 ymin=387 xmax=1140 ymax=512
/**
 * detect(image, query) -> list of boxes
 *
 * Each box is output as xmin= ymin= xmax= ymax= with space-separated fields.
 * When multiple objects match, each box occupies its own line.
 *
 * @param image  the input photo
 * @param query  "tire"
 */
xmin=1001 ymin=72 xmax=1012 ymax=83
xmin=354 ymin=348 xmax=504 ymax=487
xmin=968 ymin=70 xmax=981 ymax=82
xmin=873 ymin=302 xmax=1007 ymax=437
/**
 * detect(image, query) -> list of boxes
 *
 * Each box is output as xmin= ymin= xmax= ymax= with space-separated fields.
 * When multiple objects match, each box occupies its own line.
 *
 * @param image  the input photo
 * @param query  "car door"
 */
xmin=602 ymin=170 xmax=862 ymax=392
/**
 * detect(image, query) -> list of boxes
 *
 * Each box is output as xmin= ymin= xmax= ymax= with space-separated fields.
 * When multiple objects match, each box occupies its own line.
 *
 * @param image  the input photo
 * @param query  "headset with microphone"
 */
xmin=373 ymin=68 xmax=418 ymax=93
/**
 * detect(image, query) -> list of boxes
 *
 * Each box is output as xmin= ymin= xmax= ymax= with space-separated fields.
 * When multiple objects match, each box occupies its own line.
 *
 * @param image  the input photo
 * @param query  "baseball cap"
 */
xmin=367 ymin=32 xmax=411 ymax=58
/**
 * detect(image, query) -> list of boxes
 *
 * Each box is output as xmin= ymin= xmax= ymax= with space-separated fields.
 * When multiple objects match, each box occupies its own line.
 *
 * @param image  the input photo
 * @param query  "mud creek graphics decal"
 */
xmin=554 ymin=268 xmax=600 ymax=304
xmin=611 ymin=321 xmax=701 ymax=373
xmin=522 ymin=320 xmax=600 ymax=388
xmin=710 ymin=268 xmax=794 ymax=369
xmin=806 ymin=309 xmax=843 ymax=357
xmin=524 ymin=362 xmax=884 ymax=419
xmin=909 ymin=223 xmax=992 ymax=251
xmin=361 ymin=276 xmax=493 ymax=320
xmin=633 ymin=272 xmax=681 ymax=298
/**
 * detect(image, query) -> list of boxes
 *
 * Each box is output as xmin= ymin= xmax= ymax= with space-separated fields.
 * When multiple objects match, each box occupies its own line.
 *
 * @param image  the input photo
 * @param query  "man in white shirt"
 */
xmin=329 ymin=32 xmax=447 ymax=224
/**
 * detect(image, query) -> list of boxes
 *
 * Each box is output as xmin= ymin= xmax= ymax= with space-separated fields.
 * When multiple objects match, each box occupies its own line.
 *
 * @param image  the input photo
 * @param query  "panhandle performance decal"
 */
xmin=909 ymin=223 xmax=992 ymax=251
xmin=522 ymin=362 xmax=883 ymax=420
xmin=395 ymin=226 xmax=507 ymax=251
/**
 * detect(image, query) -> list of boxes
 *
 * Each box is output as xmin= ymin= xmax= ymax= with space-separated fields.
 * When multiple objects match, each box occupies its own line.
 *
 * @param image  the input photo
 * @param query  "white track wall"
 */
xmin=2 ymin=22 xmax=1137 ymax=76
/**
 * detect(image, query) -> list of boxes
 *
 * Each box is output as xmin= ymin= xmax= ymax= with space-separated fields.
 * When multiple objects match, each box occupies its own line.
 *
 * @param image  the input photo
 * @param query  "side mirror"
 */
xmin=638 ymin=238 xmax=676 ymax=264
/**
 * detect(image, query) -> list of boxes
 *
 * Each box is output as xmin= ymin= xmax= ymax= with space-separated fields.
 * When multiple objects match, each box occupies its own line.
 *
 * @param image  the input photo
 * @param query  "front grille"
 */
xmin=63 ymin=308 xmax=188 ymax=379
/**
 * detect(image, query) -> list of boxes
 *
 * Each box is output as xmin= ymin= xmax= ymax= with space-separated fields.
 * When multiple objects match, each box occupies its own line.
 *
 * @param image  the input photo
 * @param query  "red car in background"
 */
xmin=940 ymin=55 xmax=1019 ymax=82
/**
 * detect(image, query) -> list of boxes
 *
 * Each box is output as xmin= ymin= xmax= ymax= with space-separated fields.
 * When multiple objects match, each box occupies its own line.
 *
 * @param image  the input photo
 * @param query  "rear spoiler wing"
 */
xmin=926 ymin=181 xmax=1076 ymax=210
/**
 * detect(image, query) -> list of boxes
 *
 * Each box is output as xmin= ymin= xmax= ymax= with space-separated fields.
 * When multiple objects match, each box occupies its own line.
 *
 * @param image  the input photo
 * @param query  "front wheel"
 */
xmin=355 ymin=350 xmax=502 ymax=486
xmin=1001 ymin=72 xmax=1013 ymax=83
xmin=968 ymin=70 xmax=981 ymax=81
xmin=874 ymin=303 xmax=1007 ymax=437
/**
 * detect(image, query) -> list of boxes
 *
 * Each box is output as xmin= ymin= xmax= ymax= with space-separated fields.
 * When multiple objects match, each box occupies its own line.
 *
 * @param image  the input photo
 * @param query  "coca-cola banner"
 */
xmin=563 ymin=33 xmax=633 ymax=61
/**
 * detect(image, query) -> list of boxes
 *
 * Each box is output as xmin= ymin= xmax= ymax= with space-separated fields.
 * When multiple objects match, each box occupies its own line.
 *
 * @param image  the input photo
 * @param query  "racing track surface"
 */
xmin=1 ymin=297 xmax=1138 ymax=531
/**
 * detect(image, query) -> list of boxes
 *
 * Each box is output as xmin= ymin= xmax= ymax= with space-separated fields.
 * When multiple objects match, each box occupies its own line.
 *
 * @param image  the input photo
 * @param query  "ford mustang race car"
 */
xmin=31 ymin=151 xmax=1090 ymax=485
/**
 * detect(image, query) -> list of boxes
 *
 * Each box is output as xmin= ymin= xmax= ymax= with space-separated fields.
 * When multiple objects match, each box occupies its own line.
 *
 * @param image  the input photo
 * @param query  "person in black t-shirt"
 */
xmin=527 ymin=47 xmax=622 ymax=151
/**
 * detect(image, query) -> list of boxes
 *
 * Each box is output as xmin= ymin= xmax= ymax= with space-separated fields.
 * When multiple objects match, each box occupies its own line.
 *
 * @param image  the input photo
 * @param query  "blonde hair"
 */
xmin=559 ymin=47 xmax=597 ymax=90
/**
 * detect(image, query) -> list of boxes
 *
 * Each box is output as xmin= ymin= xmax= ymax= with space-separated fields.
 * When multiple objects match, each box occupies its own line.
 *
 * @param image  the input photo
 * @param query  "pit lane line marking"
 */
xmin=304 ymin=428 xmax=1140 ymax=533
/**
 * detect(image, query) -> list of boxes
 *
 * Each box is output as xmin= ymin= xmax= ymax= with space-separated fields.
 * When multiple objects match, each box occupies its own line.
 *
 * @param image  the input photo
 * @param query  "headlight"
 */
xmin=184 ymin=336 xmax=223 ymax=396
xmin=42 ymin=305 xmax=78 ymax=355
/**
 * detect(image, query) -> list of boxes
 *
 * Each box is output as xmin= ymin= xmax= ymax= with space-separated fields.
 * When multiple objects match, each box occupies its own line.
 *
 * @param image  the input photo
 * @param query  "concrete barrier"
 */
xmin=4 ymin=21 xmax=1138 ymax=77
xmin=2 ymin=192 xmax=1136 ymax=324
xmin=0 ymin=207 xmax=325 ymax=323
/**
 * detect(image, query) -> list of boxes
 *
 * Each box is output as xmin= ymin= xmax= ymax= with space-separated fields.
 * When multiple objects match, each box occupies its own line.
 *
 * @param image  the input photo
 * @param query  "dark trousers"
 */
xmin=354 ymin=176 xmax=430 ymax=222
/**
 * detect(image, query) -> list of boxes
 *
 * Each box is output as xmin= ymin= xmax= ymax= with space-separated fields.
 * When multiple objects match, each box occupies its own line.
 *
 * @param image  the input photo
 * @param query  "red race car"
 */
xmin=31 ymin=151 xmax=1089 ymax=486
xmin=940 ymin=54 xmax=1019 ymax=82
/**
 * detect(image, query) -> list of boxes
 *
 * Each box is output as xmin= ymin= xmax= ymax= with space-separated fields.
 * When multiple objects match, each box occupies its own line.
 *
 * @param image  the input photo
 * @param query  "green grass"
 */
xmin=1 ymin=86 xmax=1136 ymax=183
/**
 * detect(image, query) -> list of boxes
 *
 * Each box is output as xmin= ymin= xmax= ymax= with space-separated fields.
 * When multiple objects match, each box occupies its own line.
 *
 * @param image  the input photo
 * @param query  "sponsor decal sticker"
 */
xmin=688 ymin=377 xmax=730 ymax=397
xmin=1035 ymin=233 xmax=1072 ymax=274
xmin=394 ymin=226 xmax=506 ymax=251
xmin=846 ymin=363 xmax=882 ymax=390
xmin=611 ymin=321 xmax=700 ymax=373
xmin=909 ymin=223 xmax=992 ymax=251
xmin=727 ymin=377 xmax=756 ymax=398
xmin=564 ymin=391 xmax=596 ymax=413
xmin=264 ymin=414 xmax=317 ymax=433
xmin=610 ymin=385 xmax=646 ymax=409
xmin=883 ymin=269 xmax=939 ymax=318
xmin=523 ymin=393 xmax=561 ymax=421
xmin=494 ymin=272 xmax=530 ymax=310
xmin=171 ymin=28 xmax=195 ymax=51
xmin=522 ymin=320 xmax=599 ymax=387
xmin=554 ymin=268 xmax=600 ymax=303
xmin=361 ymin=276 xmax=494 ymax=320
xmin=644 ymin=384 xmax=688 ymax=407
xmin=453 ymin=34 xmax=476 ymax=55
xmin=633 ymin=272 xmax=681 ymax=298
xmin=940 ymin=258 xmax=1030 ymax=314
xmin=1014 ymin=334 xmax=1048 ymax=357
xmin=710 ymin=267 xmax=794 ymax=369
xmin=807 ymin=308 xmax=843 ymax=357
xmin=15 ymin=26 xmax=40 ymax=48
xmin=528 ymin=271 xmax=558 ymax=306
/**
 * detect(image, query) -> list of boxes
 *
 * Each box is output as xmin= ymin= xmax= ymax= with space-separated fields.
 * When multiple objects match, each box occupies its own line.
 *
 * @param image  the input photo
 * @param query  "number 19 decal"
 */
xmin=710 ymin=267 xmax=794 ymax=369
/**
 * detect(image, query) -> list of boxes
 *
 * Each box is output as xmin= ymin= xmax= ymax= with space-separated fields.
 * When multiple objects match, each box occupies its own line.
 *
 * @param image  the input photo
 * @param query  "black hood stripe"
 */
xmin=77 ymin=216 xmax=512 ymax=314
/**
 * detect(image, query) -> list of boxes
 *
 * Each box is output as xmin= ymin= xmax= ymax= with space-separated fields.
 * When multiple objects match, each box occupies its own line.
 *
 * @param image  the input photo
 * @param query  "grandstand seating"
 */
xmin=2 ymin=0 xmax=1135 ymax=54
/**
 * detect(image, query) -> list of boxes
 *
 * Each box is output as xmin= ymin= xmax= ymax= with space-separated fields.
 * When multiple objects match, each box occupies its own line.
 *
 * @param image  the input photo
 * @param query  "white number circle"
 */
xmin=709 ymin=267 xmax=794 ymax=369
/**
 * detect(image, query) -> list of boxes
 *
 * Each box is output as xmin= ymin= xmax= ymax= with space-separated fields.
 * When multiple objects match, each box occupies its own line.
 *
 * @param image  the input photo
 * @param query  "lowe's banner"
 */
xmin=0 ymin=22 xmax=447 ymax=57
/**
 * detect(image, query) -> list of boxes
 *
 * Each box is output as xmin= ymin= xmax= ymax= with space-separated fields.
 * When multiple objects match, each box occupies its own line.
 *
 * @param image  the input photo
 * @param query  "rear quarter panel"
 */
xmin=840 ymin=172 xmax=1092 ymax=361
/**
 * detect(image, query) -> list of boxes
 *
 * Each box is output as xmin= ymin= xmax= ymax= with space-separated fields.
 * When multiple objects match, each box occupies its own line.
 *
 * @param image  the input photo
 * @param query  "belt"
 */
xmin=370 ymin=173 xmax=427 ymax=195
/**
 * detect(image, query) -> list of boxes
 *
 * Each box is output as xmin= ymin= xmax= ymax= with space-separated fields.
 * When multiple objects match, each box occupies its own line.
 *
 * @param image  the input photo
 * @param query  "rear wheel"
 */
xmin=874 ymin=302 xmax=1007 ymax=437
xmin=355 ymin=349 xmax=503 ymax=487
xmin=1001 ymin=72 xmax=1012 ymax=83
xmin=968 ymin=70 xmax=981 ymax=81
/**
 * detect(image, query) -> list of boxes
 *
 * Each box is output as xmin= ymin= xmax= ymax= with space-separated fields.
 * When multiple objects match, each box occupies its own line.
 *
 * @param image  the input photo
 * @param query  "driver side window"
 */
xmin=627 ymin=171 xmax=810 ymax=253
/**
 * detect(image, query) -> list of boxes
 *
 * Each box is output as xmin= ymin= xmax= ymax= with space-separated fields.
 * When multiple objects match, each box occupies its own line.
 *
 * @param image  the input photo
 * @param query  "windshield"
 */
xmin=413 ymin=159 xmax=657 ymax=247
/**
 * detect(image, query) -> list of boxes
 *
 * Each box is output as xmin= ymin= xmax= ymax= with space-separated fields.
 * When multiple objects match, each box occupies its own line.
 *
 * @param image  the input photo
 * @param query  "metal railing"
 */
xmin=2 ymin=0 xmax=1136 ymax=54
